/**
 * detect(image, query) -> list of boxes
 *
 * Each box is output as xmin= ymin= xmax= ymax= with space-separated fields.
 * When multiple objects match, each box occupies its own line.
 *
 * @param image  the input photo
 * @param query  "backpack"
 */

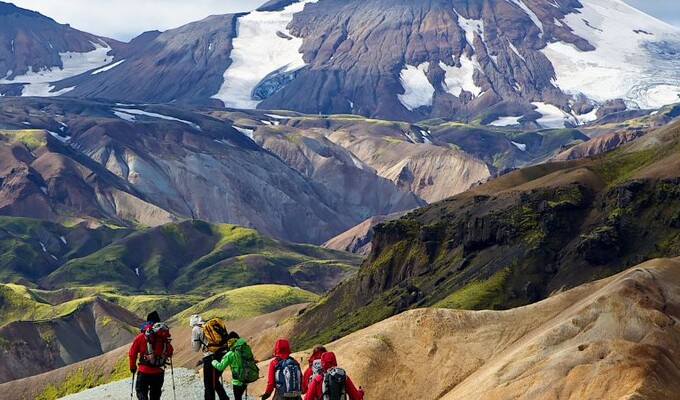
xmin=202 ymin=317 xmax=229 ymax=353
xmin=274 ymin=357 xmax=302 ymax=397
xmin=142 ymin=322 xmax=171 ymax=367
xmin=231 ymin=339 xmax=260 ymax=383
xmin=322 ymin=367 xmax=347 ymax=400
xmin=309 ymin=358 xmax=323 ymax=384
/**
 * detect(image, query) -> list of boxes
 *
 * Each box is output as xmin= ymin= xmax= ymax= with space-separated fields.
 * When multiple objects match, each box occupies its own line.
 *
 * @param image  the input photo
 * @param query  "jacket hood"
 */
xmin=321 ymin=351 xmax=338 ymax=370
xmin=189 ymin=314 xmax=204 ymax=327
xmin=309 ymin=348 xmax=325 ymax=366
xmin=274 ymin=338 xmax=291 ymax=358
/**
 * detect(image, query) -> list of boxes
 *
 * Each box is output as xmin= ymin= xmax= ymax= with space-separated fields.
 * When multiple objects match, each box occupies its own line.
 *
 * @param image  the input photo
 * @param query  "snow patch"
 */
xmin=135 ymin=267 xmax=140 ymax=276
xmin=113 ymin=110 xmax=137 ymax=122
xmin=0 ymin=42 xmax=113 ymax=96
xmin=211 ymin=0 xmax=318 ymax=109
xmin=456 ymin=12 xmax=484 ymax=47
xmin=39 ymin=242 xmax=47 ymax=252
xmin=112 ymin=108 xmax=201 ymax=130
xmin=507 ymin=0 xmax=543 ymax=37
xmin=440 ymin=56 xmax=483 ymax=98
xmin=233 ymin=126 xmax=254 ymax=139
xmin=60 ymin=236 xmax=67 ymax=244
xmin=542 ymin=0 xmax=680 ymax=109
xmin=508 ymin=40 xmax=526 ymax=62
xmin=91 ymin=59 xmax=125 ymax=75
xmin=398 ymin=62 xmax=435 ymax=111
xmin=489 ymin=116 xmax=523 ymax=126
xmin=264 ymin=114 xmax=290 ymax=120
xmin=532 ymin=102 xmax=576 ymax=129
xmin=40 ymin=187 xmax=48 ymax=195
xmin=48 ymin=130 xmax=71 ymax=143
xmin=511 ymin=141 xmax=527 ymax=151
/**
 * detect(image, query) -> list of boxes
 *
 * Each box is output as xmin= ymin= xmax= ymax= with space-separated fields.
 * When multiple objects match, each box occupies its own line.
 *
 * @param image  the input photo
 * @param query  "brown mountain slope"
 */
xmin=246 ymin=258 xmax=680 ymax=399
xmin=0 ymin=297 xmax=140 ymax=383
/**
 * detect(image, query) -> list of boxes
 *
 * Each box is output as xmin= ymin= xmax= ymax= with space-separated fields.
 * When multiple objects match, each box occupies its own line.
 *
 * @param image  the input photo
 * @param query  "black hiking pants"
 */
xmin=204 ymin=353 xmax=229 ymax=400
xmin=233 ymin=383 xmax=247 ymax=400
xmin=135 ymin=371 xmax=164 ymax=400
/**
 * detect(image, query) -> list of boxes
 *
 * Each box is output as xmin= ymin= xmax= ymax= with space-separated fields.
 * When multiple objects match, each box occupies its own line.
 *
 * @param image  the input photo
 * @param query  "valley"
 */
xmin=0 ymin=0 xmax=679 ymax=398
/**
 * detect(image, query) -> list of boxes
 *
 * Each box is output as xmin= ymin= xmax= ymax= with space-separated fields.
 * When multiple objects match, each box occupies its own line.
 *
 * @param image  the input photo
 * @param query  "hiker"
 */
xmin=304 ymin=352 xmax=364 ymax=400
xmin=302 ymin=345 xmax=326 ymax=394
xmin=212 ymin=331 xmax=260 ymax=400
xmin=139 ymin=310 xmax=161 ymax=332
xmin=129 ymin=312 xmax=174 ymax=400
xmin=191 ymin=314 xmax=230 ymax=400
xmin=261 ymin=338 xmax=303 ymax=400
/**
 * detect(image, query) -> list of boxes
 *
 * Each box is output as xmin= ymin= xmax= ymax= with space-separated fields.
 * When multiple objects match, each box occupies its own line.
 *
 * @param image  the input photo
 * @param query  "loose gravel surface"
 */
xmin=59 ymin=368 xmax=257 ymax=400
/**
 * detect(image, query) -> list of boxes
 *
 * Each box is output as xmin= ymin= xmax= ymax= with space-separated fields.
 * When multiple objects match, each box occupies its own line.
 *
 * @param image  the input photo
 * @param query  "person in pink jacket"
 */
xmin=304 ymin=352 xmax=364 ymax=400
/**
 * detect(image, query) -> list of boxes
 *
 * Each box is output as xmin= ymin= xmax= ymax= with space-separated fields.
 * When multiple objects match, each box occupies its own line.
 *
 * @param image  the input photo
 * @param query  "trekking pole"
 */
xmin=170 ymin=358 xmax=177 ymax=400
xmin=130 ymin=372 xmax=136 ymax=400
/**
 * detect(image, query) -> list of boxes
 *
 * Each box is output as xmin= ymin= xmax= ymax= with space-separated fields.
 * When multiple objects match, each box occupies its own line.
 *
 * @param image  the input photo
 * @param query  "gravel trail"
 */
xmin=59 ymin=368 xmax=257 ymax=400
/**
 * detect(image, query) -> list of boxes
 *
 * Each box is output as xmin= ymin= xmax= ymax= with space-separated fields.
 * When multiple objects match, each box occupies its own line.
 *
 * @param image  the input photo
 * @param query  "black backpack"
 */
xmin=322 ymin=367 xmax=347 ymax=400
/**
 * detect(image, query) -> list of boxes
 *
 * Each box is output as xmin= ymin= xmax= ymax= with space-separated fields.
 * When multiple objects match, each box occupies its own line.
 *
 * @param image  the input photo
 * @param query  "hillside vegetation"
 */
xmin=290 ymin=118 xmax=680 ymax=348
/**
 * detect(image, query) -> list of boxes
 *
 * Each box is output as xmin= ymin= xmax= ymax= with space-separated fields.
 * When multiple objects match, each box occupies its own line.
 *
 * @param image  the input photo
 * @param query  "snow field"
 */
xmin=211 ymin=0 xmax=318 ymax=109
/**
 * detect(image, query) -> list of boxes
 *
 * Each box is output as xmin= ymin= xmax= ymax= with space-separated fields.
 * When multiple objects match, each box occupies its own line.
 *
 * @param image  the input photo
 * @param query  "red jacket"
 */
xmin=128 ymin=332 xmax=174 ymax=375
xmin=302 ymin=348 xmax=325 ymax=393
xmin=304 ymin=352 xmax=363 ymax=400
xmin=264 ymin=338 xmax=295 ymax=396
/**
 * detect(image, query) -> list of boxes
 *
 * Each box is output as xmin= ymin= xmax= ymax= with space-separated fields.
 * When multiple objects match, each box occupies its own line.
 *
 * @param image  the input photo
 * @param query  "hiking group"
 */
xmin=128 ymin=310 xmax=364 ymax=400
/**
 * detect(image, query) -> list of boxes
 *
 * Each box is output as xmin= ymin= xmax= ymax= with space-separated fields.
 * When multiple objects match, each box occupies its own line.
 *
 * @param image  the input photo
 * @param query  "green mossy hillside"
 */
xmin=170 ymin=284 xmax=318 ymax=325
xmin=41 ymin=220 xmax=361 ymax=295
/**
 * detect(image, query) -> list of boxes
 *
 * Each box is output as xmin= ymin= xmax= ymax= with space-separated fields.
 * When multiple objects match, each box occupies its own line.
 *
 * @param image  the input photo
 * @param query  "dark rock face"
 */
xmin=65 ymin=14 xmax=240 ymax=105
xmin=256 ymin=0 xmax=588 ymax=120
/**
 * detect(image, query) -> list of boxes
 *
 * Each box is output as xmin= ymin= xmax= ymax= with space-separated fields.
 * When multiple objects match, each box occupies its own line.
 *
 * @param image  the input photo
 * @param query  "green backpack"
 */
xmin=231 ymin=338 xmax=260 ymax=383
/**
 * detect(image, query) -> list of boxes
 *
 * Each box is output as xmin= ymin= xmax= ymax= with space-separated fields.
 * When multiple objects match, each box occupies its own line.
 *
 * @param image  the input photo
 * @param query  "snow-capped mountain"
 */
xmin=2 ymin=0 xmax=680 ymax=127
xmin=0 ymin=1 xmax=123 ymax=97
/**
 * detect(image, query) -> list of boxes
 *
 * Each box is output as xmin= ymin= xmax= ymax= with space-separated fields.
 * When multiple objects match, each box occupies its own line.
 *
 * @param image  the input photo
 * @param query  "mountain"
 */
xmin=289 ymin=117 xmax=680 ymax=346
xmin=2 ymin=0 xmax=678 ymax=125
xmin=0 ymin=1 xmax=123 ymax=97
xmin=0 ymin=97 xmax=425 ymax=244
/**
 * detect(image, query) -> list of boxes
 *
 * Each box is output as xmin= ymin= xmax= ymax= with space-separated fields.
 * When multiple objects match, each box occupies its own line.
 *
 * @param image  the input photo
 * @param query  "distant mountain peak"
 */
xmin=0 ymin=1 xmax=49 ymax=19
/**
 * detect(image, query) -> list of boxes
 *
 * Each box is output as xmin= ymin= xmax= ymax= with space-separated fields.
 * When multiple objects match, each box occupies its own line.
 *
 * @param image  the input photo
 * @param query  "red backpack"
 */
xmin=141 ymin=322 xmax=172 ymax=367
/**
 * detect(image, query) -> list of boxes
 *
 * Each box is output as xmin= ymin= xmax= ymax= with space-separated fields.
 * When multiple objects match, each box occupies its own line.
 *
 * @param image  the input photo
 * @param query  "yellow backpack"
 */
xmin=201 ymin=317 xmax=228 ymax=353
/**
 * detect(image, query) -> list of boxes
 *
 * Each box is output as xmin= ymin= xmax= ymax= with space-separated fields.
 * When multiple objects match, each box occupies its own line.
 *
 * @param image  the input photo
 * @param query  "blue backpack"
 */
xmin=274 ymin=357 xmax=302 ymax=397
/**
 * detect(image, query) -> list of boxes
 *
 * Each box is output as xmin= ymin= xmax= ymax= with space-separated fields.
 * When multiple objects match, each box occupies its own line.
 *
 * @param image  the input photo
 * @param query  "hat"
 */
xmin=189 ymin=314 xmax=205 ymax=327
xmin=146 ymin=311 xmax=161 ymax=323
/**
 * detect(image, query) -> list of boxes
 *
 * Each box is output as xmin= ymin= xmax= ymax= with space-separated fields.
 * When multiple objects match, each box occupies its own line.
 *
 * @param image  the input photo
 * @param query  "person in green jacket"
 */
xmin=212 ymin=332 xmax=249 ymax=400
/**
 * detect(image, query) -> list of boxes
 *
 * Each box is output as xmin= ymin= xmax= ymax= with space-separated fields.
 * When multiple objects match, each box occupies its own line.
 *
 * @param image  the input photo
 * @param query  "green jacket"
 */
xmin=211 ymin=338 xmax=245 ymax=386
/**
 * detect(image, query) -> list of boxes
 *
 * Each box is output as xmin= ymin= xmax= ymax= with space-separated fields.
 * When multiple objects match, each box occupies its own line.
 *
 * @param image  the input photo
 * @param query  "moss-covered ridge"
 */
xmin=290 ymin=119 xmax=680 ymax=349
xmin=41 ymin=220 xmax=361 ymax=295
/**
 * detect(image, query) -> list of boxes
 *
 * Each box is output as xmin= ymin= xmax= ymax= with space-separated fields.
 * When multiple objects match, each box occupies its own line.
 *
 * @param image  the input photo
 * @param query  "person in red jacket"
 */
xmin=302 ymin=345 xmax=326 ymax=394
xmin=261 ymin=338 xmax=302 ymax=400
xmin=129 ymin=321 xmax=174 ymax=400
xmin=304 ymin=352 xmax=364 ymax=400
